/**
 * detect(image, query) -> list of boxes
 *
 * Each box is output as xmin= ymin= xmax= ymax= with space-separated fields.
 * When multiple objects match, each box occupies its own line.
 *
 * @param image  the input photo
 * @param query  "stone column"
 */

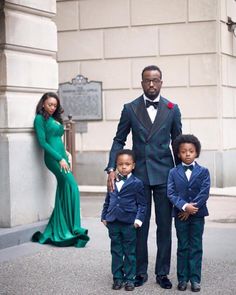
xmin=0 ymin=0 xmax=58 ymax=227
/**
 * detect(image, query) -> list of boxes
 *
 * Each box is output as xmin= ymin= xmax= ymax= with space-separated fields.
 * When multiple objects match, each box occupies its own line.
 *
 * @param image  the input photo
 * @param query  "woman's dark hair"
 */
xmin=173 ymin=134 xmax=201 ymax=158
xmin=36 ymin=92 xmax=64 ymax=123
xmin=115 ymin=149 xmax=136 ymax=163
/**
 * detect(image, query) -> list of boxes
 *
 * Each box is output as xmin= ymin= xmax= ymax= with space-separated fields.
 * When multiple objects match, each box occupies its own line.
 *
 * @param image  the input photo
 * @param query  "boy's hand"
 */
xmin=178 ymin=211 xmax=190 ymax=221
xmin=102 ymin=220 xmax=107 ymax=226
xmin=134 ymin=222 xmax=141 ymax=228
xmin=185 ymin=203 xmax=198 ymax=215
xmin=107 ymin=171 xmax=116 ymax=192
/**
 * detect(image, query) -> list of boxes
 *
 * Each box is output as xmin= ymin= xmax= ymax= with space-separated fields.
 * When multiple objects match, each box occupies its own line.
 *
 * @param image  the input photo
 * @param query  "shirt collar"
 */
xmin=143 ymin=93 xmax=160 ymax=103
xmin=182 ymin=161 xmax=195 ymax=167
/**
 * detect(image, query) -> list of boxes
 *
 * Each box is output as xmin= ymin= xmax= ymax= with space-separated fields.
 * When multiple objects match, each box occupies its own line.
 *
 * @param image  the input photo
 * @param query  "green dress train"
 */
xmin=32 ymin=114 xmax=89 ymax=248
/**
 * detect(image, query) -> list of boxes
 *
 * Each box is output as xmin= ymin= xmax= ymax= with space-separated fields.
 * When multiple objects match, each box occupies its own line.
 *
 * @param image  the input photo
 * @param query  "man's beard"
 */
xmin=144 ymin=89 xmax=160 ymax=101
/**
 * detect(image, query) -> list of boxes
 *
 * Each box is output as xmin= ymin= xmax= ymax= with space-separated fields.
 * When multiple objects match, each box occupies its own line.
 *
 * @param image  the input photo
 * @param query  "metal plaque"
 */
xmin=59 ymin=75 xmax=102 ymax=121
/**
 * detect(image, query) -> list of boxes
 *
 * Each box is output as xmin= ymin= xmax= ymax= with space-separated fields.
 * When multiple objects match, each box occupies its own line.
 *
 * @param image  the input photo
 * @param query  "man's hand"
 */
xmin=185 ymin=203 xmax=198 ymax=215
xmin=107 ymin=171 xmax=116 ymax=192
xmin=178 ymin=211 xmax=190 ymax=221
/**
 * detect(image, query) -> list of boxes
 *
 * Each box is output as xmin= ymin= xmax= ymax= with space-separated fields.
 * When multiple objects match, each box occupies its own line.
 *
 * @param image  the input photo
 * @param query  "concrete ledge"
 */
xmin=0 ymin=220 xmax=47 ymax=250
xmin=210 ymin=187 xmax=236 ymax=197
xmin=80 ymin=185 xmax=106 ymax=197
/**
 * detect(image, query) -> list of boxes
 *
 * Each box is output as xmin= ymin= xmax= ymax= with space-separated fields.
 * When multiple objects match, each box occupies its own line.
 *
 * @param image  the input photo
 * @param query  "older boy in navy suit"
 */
xmin=102 ymin=149 xmax=146 ymax=291
xmin=167 ymin=134 xmax=210 ymax=292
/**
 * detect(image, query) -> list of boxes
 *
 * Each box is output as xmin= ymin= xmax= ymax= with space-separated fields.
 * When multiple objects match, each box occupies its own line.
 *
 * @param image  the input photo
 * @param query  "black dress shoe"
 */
xmin=112 ymin=280 xmax=123 ymax=290
xmin=191 ymin=282 xmax=201 ymax=292
xmin=134 ymin=274 xmax=148 ymax=287
xmin=156 ymin=275 xmax=172 ymax=289
xmin=178 ymin=281 xmax=187 ymax=291
xmin=125 ymin=282 xmax=135 ymax=291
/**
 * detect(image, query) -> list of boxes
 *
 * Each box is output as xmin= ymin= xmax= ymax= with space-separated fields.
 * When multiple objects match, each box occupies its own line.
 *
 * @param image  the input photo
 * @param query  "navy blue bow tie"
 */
xmin=146 ymin=100 xmax=159 ymax=109
xmin=183 ymin=165 xmax=194 ymax=172
xmin=117 ymin=174 xmax=127 ymax=182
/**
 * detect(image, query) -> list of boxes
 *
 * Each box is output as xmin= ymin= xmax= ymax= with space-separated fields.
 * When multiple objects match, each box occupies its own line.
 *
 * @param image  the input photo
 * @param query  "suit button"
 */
xmin=117 ymin=197 xmax=120 ymax=199
xmin=117 ymin=204 xmax=119 ymax=207
xmin=188 ymin=188 xmax=192 ymax=191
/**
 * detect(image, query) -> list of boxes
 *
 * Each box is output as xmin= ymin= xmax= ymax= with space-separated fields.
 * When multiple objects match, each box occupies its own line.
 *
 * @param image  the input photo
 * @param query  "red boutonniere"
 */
xmin=167 ymin=102 xmax=174 ymax=109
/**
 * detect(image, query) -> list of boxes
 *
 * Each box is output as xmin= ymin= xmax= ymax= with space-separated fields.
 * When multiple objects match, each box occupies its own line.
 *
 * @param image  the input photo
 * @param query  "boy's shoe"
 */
xmin=178 ymin=281 xmax=187 ymax=291
xmin=125 ymin=282 xmax=135 ymax=291
xmin=191 ymin=282 xmax=201 ymax=292
xmin=112 ymin=280 xmax=123 ymax=290
xmin=156 ymin=275 xmax=172 ymax=289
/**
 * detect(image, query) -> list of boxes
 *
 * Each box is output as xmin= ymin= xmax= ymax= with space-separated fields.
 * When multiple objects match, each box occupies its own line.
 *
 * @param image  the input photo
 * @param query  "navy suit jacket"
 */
xmin=101 ymin=174 xmax=147 ymax=224
xmin=167 ymin=163 xmax=210 ymax=217
xmin=106 ymin=95 xmax=182 ymax=185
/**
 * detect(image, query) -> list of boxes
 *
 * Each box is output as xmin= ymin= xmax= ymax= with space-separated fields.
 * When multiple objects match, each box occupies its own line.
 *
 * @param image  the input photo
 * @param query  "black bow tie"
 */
xmin=146 ymin=100 xmax=159 ymax=109
xmin=183 ymin=165 xmax=194 ymax=172
xmin=117 ymin=174 xmax=127 ymax=182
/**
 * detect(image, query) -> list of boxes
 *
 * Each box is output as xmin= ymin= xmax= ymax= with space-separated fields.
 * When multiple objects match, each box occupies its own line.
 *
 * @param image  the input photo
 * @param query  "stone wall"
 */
xmin=0 ymin=0 xmax=58 ymax=226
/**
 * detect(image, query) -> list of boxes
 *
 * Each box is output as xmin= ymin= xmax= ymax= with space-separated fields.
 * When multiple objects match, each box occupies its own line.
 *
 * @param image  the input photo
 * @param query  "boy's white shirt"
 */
xmin=182 ymin=161 xmax=196 ymax=211
xmin=115 ymin=172 xmax=142 ymax=227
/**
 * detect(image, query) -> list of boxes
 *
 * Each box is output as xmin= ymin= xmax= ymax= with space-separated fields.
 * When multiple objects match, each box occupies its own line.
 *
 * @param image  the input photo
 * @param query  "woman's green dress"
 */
xmin=32 ymin=114 xmax=89 ymax=247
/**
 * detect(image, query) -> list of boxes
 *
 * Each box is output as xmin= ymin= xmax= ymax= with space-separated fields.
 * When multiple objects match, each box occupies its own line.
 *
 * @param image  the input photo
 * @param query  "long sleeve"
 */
xmin=171 ymin=104 xmax=182 ymax=165
xmin=34 ymin=115 xmax=63 ymax=161
xmin=101 ymin=192 xmax=110 ymax=221
xmin=106 ymin=105 xmax=131 ymax=170
xmin=167 ymin=170 xmax=186 ymax=210
xmin=135 ymin=181 xmax=147 ymax=223
xmin=192 ymin=168 xmax=210 ymax=209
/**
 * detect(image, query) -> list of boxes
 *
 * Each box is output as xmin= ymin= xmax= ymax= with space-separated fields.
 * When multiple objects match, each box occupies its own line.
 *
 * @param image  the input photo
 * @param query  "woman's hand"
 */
xmin=66 ymin=151 xmax=72 ymax=169
xmin=59 ymin=158 xmax=70 ymax=173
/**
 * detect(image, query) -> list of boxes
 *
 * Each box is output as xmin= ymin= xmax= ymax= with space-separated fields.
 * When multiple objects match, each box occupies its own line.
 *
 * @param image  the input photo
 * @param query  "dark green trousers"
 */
xmin=175 ymin=216 xmax=205 ymax=284
xmin=107 ymin=221 xmax=136 ymax=282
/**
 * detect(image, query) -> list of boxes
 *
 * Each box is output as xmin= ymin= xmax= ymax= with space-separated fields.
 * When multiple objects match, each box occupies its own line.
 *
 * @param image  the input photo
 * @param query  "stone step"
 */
xmin=0 ymin=220 xmax=47 ymax=250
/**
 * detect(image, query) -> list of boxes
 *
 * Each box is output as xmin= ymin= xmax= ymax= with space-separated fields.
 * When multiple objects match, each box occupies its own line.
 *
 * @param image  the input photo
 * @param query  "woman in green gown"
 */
xmin=32 ymin=92 xmax=89 ymax=248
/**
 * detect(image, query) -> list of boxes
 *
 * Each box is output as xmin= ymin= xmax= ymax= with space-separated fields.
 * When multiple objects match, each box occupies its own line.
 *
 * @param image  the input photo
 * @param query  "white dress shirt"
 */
xmin=182 ymin=161 xmax=196 ymax=211
xmin=143 ymin=93 xmax=160 ymax=123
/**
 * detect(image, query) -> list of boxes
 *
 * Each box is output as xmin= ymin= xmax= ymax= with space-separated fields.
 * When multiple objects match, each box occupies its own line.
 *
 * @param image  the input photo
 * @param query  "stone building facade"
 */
xmin=1 ymin=0 xmax=236 ymax=227
xmin=56 ymin=0 xmax=236 ymax=189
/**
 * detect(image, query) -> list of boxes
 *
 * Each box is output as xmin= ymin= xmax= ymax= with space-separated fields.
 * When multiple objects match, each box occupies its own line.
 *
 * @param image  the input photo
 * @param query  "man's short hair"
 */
xmin=142 ymin=65 xmax=162 ymax=80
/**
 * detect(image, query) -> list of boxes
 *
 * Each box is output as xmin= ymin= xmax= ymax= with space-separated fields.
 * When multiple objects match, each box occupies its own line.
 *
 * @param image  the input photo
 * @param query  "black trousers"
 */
xmin=136 ymin=184 xmax=172 ymax=276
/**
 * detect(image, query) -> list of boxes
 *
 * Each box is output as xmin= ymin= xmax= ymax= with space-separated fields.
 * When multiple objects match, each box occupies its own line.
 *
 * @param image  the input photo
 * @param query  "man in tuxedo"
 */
xmin=106 ymin=65 xmax=182 ymax=289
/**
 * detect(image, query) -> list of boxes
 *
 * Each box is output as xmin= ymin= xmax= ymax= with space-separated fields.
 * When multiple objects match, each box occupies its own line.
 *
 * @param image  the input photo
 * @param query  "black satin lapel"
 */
xmin=147 ymin=98 xmax=171 ymax=140
xmin=131 ymin=97 xmax=152 ymax=131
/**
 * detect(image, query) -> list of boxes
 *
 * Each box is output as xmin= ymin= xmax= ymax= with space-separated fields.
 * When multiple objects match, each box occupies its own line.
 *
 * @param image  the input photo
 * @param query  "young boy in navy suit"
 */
xmin=101 ymin=149 xmax=146 ymax=291
xmin=167 ymin=134 xmax=210 ymax=292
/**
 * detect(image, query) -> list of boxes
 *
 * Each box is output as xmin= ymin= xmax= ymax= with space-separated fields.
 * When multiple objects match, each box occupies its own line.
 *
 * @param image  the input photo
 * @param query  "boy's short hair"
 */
xmin=115 ymin=149 xmax=136 ymax=163
xmin=173 ymin=134 xmax=201 ymax=158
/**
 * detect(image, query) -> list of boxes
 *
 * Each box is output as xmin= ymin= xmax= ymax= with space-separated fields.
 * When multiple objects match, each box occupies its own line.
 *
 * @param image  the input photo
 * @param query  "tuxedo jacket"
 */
xmin=167 ymin=163 xmax=210 ymax=217
xmin=106 ymin=95 xmax=182 ymax=185
xmin=101 ymin=174 xmax=147 ymax=224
